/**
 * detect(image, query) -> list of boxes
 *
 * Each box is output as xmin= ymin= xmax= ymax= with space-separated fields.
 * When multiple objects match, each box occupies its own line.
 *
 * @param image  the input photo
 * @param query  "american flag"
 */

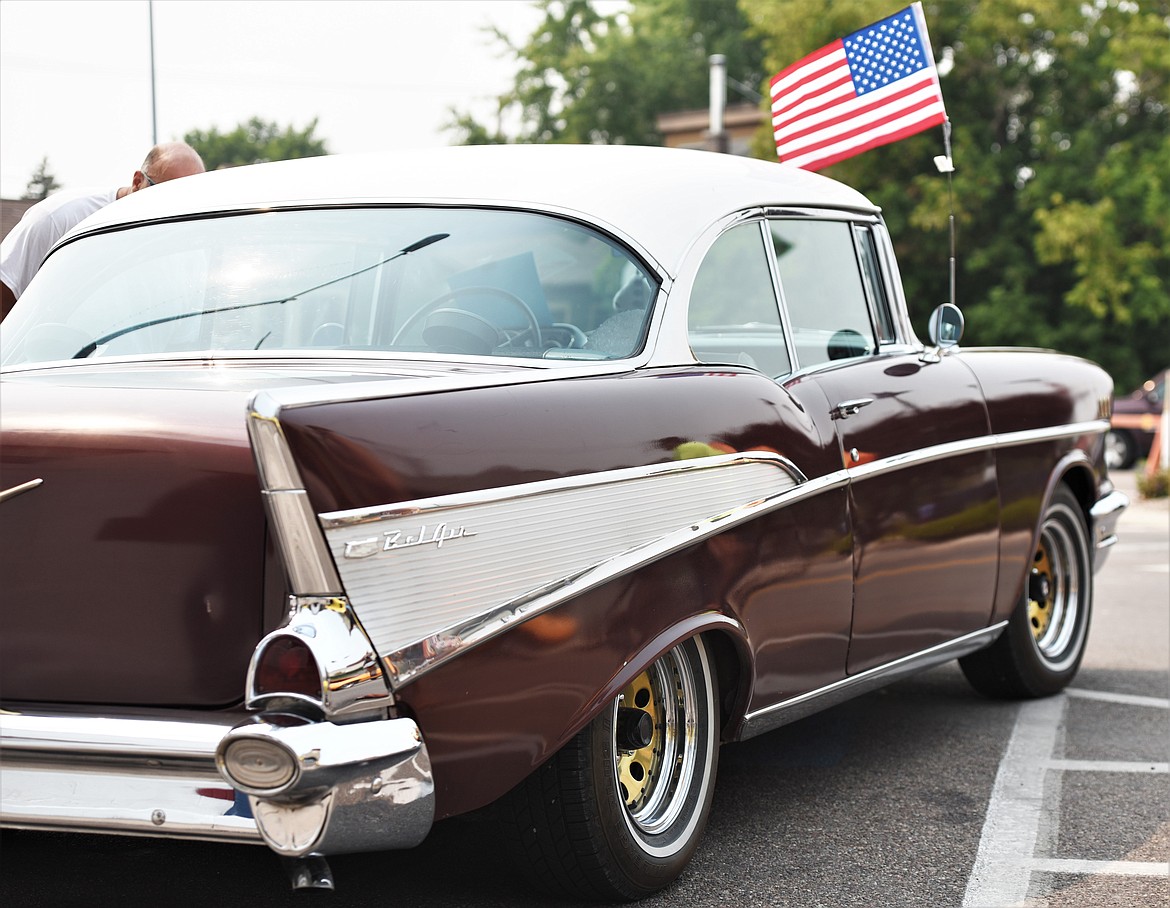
xmin=770 ymin=2 xmax=947 ymax=171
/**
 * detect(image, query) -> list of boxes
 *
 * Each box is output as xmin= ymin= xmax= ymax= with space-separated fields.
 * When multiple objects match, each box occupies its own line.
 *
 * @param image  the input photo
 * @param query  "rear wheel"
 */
xmin=498 ymin=637 xmax=719 ymax=901
xmin=960 ymin=485 xmax=1092 ymax=698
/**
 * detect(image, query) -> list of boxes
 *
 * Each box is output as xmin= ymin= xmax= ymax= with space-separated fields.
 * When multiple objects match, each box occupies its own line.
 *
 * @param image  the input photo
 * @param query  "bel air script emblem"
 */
xmin=343 ymin=522 xmax=476 ymax=559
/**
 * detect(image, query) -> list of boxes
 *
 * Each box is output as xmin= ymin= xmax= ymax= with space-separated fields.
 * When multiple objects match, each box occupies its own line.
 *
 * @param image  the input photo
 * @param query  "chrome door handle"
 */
xmin=831 ymin=397 xmax=874 ymax=419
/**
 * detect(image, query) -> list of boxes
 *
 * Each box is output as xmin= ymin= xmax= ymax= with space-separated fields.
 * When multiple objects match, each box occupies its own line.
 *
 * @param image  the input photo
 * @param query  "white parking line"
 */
xmin=963 ymin=690 xmax=1170 ymax=907
xmin=1029 ymin=858 xmax=1170 ymax=877
xmin=1047 ymin=759 xmax=1168 ymax=773
xmin=1066 ymin=687 xmax=1170 ymax=709
xmin=963 ymin=696 xmax=1063 ymax=907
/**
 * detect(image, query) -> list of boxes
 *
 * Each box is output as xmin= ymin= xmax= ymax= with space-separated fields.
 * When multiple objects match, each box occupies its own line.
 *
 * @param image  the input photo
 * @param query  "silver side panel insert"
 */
xmin=320 ymin=453 xmax=806 ymax=685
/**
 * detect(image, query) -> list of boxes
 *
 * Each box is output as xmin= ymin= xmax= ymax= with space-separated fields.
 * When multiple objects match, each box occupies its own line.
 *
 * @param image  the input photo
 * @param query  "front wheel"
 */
xmin=960 ymin=485 xmax=1092 ymax=698
xmin=498 ymin=636 xmax=719 ymax=901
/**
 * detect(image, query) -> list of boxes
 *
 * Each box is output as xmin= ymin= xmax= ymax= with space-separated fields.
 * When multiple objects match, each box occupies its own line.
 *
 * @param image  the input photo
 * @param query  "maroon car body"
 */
xmin=0 ymin=145 xmax=1126 ymax=899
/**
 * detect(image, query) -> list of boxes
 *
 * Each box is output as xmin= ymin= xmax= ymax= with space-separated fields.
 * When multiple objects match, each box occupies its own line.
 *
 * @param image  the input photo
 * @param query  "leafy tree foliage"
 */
xmin=744 ymin=0 xmax=1169 ymax=390
xmin=183 ymin=117 xmax=329 ymax=170
xmin=22 ymin=156 xmax=61 ymax=200
xmin=447 ymin=0 xmax=765 ymax=145
xmin=457 ymin=0 xmax=1168 ymax=391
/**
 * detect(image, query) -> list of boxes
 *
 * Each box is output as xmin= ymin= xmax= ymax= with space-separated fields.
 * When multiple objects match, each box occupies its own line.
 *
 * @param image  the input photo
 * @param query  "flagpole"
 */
xmin=945 ymin=121 xmax=955 ymax=306
xmin=935 ymin=120 xmax=957 ymax=307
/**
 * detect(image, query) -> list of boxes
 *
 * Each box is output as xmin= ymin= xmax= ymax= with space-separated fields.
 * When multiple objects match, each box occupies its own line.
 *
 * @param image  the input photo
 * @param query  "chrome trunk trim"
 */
xmin=261 ymin=490 xmax=342 ymax=596
xmin=247 ymin=401 xmax=342 ymax=597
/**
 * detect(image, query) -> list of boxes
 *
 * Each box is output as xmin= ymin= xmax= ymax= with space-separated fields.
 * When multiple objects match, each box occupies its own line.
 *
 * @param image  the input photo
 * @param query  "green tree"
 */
xmin=454 ymin=0 xmax=1168 ymax=390
xmin=22 ymin=156 xmax=61 ymax=200
xmin=743 ymin=0 xmax=1170 ymax=390
xmin=183 ymin=117 xmax=329 ymax=170
xmin=447 ymin=0 xmax=765 ymax=145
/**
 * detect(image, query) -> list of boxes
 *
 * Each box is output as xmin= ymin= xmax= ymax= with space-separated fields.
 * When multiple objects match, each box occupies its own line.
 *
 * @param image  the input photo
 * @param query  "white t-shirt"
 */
xmin=0 ymin=187 xmax=119 ymax=299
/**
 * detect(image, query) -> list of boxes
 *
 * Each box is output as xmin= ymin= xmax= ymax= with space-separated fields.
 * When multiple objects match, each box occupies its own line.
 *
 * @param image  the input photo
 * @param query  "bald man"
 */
xmin=1 ymin=141 xmax=205 ymax=319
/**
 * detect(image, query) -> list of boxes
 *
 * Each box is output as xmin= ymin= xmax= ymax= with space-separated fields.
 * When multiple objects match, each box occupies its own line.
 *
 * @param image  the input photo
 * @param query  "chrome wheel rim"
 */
xmin=1028 ymin=502 xmax=1086 ymax=669
xmin=613 ymin=648 xmax=698 ymax=835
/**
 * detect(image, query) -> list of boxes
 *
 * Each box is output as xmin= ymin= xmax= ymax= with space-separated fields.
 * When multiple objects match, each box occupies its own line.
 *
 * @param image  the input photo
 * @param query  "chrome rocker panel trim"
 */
xmin=0 ymin=708 xmax=434 ymax=857
xmin=738 ymin=623 xmax=1008 ymax=740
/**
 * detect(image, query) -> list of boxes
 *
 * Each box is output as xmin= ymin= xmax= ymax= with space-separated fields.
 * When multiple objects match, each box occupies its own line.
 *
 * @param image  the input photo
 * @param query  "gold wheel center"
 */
xmin=616 ymin=670 xmax=661 ymax=808
xmin=1028 ymin=544 xmax=1054 ymax=640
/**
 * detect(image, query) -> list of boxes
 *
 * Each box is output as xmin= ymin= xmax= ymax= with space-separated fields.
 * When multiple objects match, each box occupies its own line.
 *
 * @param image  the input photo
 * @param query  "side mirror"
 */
xmin=928 ymin=303 xmax=965 ymax=348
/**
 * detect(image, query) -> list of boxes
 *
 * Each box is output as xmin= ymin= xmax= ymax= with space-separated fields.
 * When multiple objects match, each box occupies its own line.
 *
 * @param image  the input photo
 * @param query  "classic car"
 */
xmin=0 ymin=144 xmax=1127 ymax=900
xmin=1105 ymin=369 xmax=1165 ymax=469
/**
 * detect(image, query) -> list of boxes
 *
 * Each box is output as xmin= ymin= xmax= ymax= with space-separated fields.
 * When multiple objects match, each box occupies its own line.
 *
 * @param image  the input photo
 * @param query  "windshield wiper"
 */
xmin=72 ymin=232 xmax=449 ymax=359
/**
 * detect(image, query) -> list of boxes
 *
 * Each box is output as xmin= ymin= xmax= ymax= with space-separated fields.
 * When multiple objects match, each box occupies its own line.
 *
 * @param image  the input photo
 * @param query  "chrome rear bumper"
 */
xmin=0 ymin=707 xmax=434 ymax=856
xmin=1090 ymin=488 xmax=1128 ymax=571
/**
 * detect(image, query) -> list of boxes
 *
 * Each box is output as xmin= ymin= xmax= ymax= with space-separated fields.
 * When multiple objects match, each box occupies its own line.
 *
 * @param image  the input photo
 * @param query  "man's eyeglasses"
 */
xmin=142 ymin=173 xmax=157 ymax=187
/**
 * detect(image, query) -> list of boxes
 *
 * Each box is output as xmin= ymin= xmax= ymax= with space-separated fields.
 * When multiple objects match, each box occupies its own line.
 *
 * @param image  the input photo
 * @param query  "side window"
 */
xmin=769 ymin=219 xmax=875 ymax=369
xmin=688 ymin=223 xmax=791 ymax=378
xmin=853 ymin=226 xmax=896 ymax=343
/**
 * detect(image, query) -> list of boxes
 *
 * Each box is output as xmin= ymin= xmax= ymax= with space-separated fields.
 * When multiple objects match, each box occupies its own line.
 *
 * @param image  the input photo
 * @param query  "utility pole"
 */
xmin=149 ymin=0 xmax=158 ymax=145
xmin=708 ymin=54 xmax=728 ymax=154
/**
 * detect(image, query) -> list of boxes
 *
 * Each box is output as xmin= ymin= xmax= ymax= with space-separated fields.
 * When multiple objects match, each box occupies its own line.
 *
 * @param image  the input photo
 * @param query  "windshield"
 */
xmin=0 ymin=207 xmax=658 ymax=367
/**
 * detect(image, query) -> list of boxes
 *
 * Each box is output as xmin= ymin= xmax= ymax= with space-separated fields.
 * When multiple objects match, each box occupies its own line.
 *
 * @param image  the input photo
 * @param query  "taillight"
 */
xmin=253 ymin=635 xmax=321 ymax=698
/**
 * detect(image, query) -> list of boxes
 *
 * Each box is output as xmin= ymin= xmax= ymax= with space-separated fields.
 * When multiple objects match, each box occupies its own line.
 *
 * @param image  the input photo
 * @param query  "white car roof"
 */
xmin=72 ymin=144 xmax=879 ymax=276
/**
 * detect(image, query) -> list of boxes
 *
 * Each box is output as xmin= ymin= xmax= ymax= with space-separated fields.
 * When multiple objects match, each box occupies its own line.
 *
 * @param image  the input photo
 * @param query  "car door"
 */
xmin=767 ymin=216 xmax=1000 ymax=674
xmin=686 ymin=220 xmax=854 ymax=701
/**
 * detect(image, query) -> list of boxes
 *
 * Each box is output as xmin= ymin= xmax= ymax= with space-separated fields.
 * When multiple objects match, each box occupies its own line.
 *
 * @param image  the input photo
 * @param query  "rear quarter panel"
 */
xmin=275 ymin=366 xmax=853 ymax=818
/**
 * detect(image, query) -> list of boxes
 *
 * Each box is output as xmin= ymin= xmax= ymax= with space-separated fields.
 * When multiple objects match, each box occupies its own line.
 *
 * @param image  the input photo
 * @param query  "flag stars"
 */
xmin=844 ymin=7 xmax=932 ymax=93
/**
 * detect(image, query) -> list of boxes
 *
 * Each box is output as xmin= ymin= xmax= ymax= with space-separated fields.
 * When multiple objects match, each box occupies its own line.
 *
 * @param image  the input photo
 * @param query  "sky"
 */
xmin=0 ymin=0 xmax=616 ymax=198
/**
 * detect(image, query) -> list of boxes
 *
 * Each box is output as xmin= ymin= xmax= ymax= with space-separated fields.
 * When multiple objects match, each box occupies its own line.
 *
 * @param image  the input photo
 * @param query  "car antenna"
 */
xmin=72 ymin=233 xmax=450 ymax=359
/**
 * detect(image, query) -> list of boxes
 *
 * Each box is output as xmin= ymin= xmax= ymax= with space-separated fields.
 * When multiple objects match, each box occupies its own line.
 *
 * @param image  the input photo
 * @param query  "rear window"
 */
xmin=1 ymin=208 xmax=657 ymax=366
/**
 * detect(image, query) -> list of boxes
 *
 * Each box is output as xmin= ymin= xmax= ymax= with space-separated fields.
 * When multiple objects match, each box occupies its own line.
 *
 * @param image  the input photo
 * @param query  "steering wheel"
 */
xmin=393 ymin=286 xmax=542 ymax=349
xmin=551 ymin=322 xmax=589 ymax=349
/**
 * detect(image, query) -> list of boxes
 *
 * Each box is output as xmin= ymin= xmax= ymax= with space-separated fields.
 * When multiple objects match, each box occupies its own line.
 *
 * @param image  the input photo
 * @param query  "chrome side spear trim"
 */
xmin=0 ymin=478 xmax=43 ymax=505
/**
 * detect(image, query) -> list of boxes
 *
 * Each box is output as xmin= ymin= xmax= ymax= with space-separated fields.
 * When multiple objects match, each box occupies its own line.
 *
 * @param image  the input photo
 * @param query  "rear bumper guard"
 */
xmin=0 ymin=708 xmax=434 ymax=857
xmin=217 ymin=714 xmax=433 ymax=856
